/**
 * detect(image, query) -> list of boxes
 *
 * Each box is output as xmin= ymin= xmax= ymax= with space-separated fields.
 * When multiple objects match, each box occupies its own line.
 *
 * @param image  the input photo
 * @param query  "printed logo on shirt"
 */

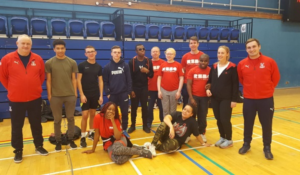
xmin=259 ymin=63 xmax=265 ymax=69
xmin=85 ymin=66 xmax=89 ymax=69
xmin=193 ymin=74 xmax=209 ymax=80
xmin=124 ymin=98 xmax=128 ymax=102
xmin=14 ymin=61 xmax=19 ymax=64
xmin=153 ymin=66 xmax=160 ymax=71
xmin=270 ymin=108 xmax=273 ymax=111
xmin=187 ymin=59 xmax=199 ymax=65
xmin=31 ymin=61 xmax=36 ymax=66
xmin=162 ymin=67 xmax=177 ymax=72
xmin=9 ymin=106 xmax=12 ymax=112
xmin=245 ymin=65 xmax=249 ymax=68
xmin=173 ymin=122 xmax=187 ymax=137
xmin=111 ymin=66 xmax=124 ymax=75
xmin=0 ymin=61 xmax=1 ymax=66
xmin=109 ymin=126 xmax=113 ymax=129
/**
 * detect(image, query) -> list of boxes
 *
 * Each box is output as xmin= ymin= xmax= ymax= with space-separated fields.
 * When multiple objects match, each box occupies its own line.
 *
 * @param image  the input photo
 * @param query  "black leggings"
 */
xmin=211 ymin=98 xmax=232 ymax=140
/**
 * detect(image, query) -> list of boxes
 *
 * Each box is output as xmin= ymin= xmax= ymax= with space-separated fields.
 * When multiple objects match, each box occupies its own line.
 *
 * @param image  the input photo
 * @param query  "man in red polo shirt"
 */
xmin=181 ymin=36 xmax=204 ymax=109
xmin=0 ymin=34 xmax=48 ymax=163
xmin=237 ymin=38 xmax=280 ymax=160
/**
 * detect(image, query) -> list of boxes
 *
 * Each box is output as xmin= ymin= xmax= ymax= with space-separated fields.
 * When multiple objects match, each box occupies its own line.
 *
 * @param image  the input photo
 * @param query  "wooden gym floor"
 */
xmin=0 ymin=87 xmax=299 ymax=175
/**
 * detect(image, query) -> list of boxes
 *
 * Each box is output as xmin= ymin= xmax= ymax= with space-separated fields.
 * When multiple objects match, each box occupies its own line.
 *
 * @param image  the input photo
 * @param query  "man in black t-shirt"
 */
xmin=77 ymin=45 xmax=103 ymax=147
xmin=146 ymin=104 xmax=211 ymax=154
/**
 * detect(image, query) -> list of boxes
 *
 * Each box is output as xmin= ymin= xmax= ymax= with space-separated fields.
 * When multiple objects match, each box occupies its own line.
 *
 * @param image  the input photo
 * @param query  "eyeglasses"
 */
xmin=86 ymin=51 xmax=96 ymax=54
xmin=138 ymin=48 xmax=145 ymax=51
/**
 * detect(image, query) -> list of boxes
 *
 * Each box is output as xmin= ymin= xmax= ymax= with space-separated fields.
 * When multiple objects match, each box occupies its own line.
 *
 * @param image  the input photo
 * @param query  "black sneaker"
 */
xmin=36 ymin=146 xmax=48 ymax=155
xmin=143 ymin=126 xmax=151 ymax=133
xmin=69 ymin=140 xmax=77 ymax=149
xmin=88 ymin=132 xmax=94 ymax=140
xmin=238 ymin=143 xmax=250 ymax=154
xmin=80 ymin=137 xmax=87 ymax=148
xmin=127 ymin=126 xmax=136 ymax=134
xmin=263 ymin=146 xmax=274 ymax=160
xmin=14 ymin=150 xmax=22 ymax=163
xmin=55 ymin=141 xmax=62 ymax=152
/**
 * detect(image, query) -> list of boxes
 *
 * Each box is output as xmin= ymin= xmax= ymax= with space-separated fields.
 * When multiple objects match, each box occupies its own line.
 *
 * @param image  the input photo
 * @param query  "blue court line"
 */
xmin=151 ymin=129 xmax=213 ymax=175
xmin=179 ymin=151 xmax=213 ymax=175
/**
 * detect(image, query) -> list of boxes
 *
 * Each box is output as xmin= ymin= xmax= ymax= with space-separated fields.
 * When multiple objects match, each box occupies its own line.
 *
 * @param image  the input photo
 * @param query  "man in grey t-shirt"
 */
xmin=45 ymin=39 xmax=78 ymax=151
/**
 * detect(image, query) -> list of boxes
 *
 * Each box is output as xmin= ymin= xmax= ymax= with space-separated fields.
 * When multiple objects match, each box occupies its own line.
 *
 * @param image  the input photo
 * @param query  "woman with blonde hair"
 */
xmin=157 ymin=48 xmax=184 ymax=117
xmin=206 ymin=45 xmax=239 ymax=149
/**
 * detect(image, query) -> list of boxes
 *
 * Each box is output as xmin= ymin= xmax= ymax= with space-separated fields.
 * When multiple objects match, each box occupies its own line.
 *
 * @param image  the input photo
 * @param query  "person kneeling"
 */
xmin=83 ymin=102 xmax=152 ymax=164
xmin=147 ymin=104 xmax=211 ymax=153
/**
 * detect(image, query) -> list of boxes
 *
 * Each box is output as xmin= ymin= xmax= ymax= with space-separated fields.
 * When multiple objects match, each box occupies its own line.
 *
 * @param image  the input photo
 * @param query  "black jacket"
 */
xmin=129 ymin=56 xmax=154 ymax=88
xmin=207 ymin=62 xmax=239 ymax=101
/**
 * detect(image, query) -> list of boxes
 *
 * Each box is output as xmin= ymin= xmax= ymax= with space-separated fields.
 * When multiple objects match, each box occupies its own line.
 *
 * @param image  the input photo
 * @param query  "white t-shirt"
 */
xmin=217 ymin=62 xmax=230 ymax=77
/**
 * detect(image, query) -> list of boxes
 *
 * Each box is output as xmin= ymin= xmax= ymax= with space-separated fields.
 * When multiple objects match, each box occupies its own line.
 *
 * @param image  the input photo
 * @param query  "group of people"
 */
xmin=0 ymin=34 xmax=280 ymax=165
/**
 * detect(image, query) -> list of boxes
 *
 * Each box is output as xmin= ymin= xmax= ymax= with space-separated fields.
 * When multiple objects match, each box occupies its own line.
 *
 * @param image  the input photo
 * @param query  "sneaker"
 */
xmin=69 ymin=140 xmax=77 ymax=149
xmin=143 ymin=126 xmax=151 ymax=133
xmin=148 ymin=144 xmax=157 ymax=157
xmin=185 ymin=137 xmax=191 ymax=143
xmin=55 ymin=141 xmax=62 ymax=152
xmin=36 ymin=146 xmax=48 ymax=155
xmin=143 ymin=142 xmax=151 ymax=150
xmin=14 ymin=150 xmax=22 ymax=163
xmin=215 ymin=137 xmax=225 ymax=147
xmin=139 ymin=149 xmax=153 ymax=159
xmin=123 ymin=130 xmax=130 ymax=138
xmin=200 ymin=134 xmax=207 ymax=143
xmin=238 ymin=143 xmax=250 ymax=154
xmin=128 ymin=106 xmax=131 ymax=113
xmin=88 ymin=132 xmax=94 ymax=140
xmin=80 ymin=137 xmax=87 ymax=148
xmin=127 ymin=126 xmax=136 ymax=133
xmin=219 ymin=139 xmax=233 ymax=149
xmin=263 ymin=146 xmax=273 ymax=160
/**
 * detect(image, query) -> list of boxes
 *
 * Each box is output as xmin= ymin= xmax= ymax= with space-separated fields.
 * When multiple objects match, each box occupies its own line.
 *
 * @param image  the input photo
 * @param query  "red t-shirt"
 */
xmin=158 ymin=61 xmax=184 ymax=91
xmin=93 ymin=113 xmax=122 ymax=150
xmin=181 ymin=51 xmax=204 ymax=84
xmin=148 ymin=58 xmax=166 ymax=91
xmin=187 ymin=66 xmax=211 ymax=97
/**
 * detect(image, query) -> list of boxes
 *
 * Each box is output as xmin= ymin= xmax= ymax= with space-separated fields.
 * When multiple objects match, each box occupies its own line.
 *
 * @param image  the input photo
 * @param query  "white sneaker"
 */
xmin=215 ymin=137 xmax=225 ymax=147
xmin=219 ymin=139 xmax=233 ymax=149
xmin=149 ymin=144 xmax=157 ymax=157
xmin=143 ymin=142 xmax=151 ymax=149
xmin=185 ymin=137 xmax=191 ymax=143
xmin=200 ymin=134 xmax=207 ymax=143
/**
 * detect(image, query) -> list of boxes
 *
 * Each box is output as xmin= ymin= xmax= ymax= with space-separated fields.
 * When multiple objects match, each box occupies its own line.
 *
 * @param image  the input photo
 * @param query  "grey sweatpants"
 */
xmin=161 ymin=87 xmax=177 ymax=117
xmin=50 ymin=96 xmax=76 ymax=141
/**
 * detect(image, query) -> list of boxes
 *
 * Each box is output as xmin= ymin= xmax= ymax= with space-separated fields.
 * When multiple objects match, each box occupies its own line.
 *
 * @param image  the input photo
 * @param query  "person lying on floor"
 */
xmin=82 ymin=102 xmax=153 ymax=164
xmin=145 ymin=104 xmax=211 ymax=154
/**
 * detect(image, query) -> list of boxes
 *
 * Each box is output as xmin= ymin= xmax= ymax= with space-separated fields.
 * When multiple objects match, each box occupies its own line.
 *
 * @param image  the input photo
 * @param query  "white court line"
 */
xmin=253 ymin=124 xmax=300 ymax=141
xmin=129 ymin=159 xmax=142 ymax=175
xmin=0 ymin=136 xmax=154 ymax=161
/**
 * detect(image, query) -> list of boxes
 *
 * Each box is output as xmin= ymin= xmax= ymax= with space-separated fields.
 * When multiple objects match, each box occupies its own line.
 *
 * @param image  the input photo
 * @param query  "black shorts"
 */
xmin=81 ymin=96 xmax=99 ymax=111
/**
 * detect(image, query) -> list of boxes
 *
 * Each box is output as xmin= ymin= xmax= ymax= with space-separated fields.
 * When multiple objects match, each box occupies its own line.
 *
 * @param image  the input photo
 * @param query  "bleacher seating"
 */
xmin=185 ymin=26 xmax=197 ymax=41
xmin=146 ymin=24 xmax=159 ymax=41
xmin=100 ymin=21 xmax=116 ymax=40
xmin=50 ymin=18 xmax=68 ymax=39
xmin=68 ymin=19 xmax=84 ymax=39
xmin=198 ymin=27 xmax=209 ymax=42
xmin=30 ymin=17 xmax=48 ymax=39
xmin=84 ymin=20 xmax=100 ymax=40
xmin=0 ymin=16 xmax=8 ymax=38
xmin=123 ymin=23 xmax=133 ymax=41
xmin=209 ymin=27 xmax=220 ymax=42
xmin=160 ymin=25 xmax=172 ymax=42
xmin=230 ymin=28 xmax=239 ymax=43
xmin=10 ymin=16 xmax=29 ymax=37
xmin=172 ymin=25 xmax=185 ymax=42
xmin=219 ymin=28 xmax=231 ymax=42
xmin=133 ymin=23 xmax=146 ymax=41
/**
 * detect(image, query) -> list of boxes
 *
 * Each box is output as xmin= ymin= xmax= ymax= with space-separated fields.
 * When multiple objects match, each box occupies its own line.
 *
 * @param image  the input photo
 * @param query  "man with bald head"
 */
xmin=0 ymin=35 xmax=48 ymax=163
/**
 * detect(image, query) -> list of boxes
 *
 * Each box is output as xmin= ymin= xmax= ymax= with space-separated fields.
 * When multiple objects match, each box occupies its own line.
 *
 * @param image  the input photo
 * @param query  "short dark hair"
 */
xmin=135 ymin=44 xmax=144 ymax=51
xmin=52 ymin=39 xmax=66 ymax=48
xmin=189 ymin=36 xmax=199 ymax=43
xmin=200 ymin=53 xmax=209 ymax=60
xmin=111 ymin=45 xmax=121 ymax=52
xmin=245 ymin=38 xmax=260 ymax=47
xmin=185 ymin=103 xmax=197 ymax=119
xmin=85 ymin=45 xmax=95 ymax=51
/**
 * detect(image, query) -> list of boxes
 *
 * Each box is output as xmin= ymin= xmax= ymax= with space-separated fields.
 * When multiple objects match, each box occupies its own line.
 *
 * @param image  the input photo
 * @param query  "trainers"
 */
xmin=143 ymin=142 xmax=151 ymax=150
xmin=55 ymin=141 xmax=62 ymax=152
xmin=127 ymin=126 xmax=136 ymax=133
xmin=36 ymin=146 xmax=48 ymax=155
xmin=263 ymin=146 xmax=273 ymax=160
xmin=123 ymin=130 xmax=130 ymax=138
xmin=88 ymin=132 xmax=94 ymax=140
xmin=69 ymin=140 xmax=77 ymax=149
xmin=148 ymin=144 xmax=157 ymax=157
xmin=215 ymin=137 xmax=225 ymax=147
xmin=14 ymin=150 xmax=22 ymax=163
xmin=139 ymin=149 xmax=153 ymax=159
xmin=200 ymin=134 xmax=207 ymax=143
xmin=143 ymin=126 xmax=151 ymax=133
xmin=80 ymin=137 xmax=87 ymax=148
xmin=238 ymin=143 xmax=250 ymax=154
xmin=185 ymin=137 xmax=191 ymax=143
xmin=219 ymin=139 xmax=233 ymax=149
